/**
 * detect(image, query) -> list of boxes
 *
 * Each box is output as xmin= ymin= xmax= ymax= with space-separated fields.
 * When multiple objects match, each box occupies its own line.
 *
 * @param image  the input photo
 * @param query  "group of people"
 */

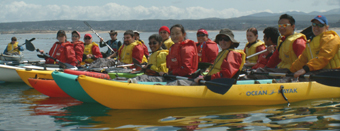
xmin=6 ymin=13 xmax=339 ymax=85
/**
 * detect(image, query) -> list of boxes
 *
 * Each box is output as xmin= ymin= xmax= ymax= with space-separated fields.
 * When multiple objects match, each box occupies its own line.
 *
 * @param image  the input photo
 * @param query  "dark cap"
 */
xmin=71 ymin=30 xmax=81 ymax=37
xmin=215 ymin=28 xmax=239 ymax=48
xmin=56 ymin=30 xmax=66 ymax=38
xmin=109 ymin=30 xmax=117 ymax=34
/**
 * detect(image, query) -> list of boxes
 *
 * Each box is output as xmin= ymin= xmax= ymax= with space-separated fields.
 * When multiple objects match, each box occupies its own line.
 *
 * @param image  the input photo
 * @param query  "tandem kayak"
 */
xmin=0 ymin=53 xmax=23 ymax=61
xmin=16 ymin=69 xmax=54 ymax=87
xmin=28 ymin=77 xmax=71 ymax=97
xmin=77 ymin=75 xmax=340 ymax=109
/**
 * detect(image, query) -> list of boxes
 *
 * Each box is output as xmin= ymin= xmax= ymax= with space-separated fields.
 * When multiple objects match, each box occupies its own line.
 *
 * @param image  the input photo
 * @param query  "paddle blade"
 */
xmin=311 ymin=70 xmax=340 ymax=87
xmin=25 ymin=39 xmax=36 ymax=51
xmin=204 ymin=78 xmax=235 ymax=95
xmin=198 ymin=62 xmax=212 ymax=70
xmin=300 ymin=26 xmax=314 ymax=40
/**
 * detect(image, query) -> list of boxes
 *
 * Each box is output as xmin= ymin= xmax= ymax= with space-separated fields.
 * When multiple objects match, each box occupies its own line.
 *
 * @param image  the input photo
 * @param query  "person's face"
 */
xmin=84 ymin=37 xmax=92 ymax=44
xmin=170 ymin=27 xmax=185 ymax=43
xmin=246 ymin=31 xmax=257 ymax=43
xmin=110 ymin=33 xmax=117 ymax=40
xmin=312 ymin=20 xmax=328 ymax=36
xmin=72 ymin=33 xmax=80 ymax=42
xmin=57 ymin=35 xmax=66 ymax=43
xmin=263 ymin=35 xmax=270 ymax=46
xmin=159 ymin=30 xmax=170 ymax=41
xmin=278 ymin=19 xmax=295 ymax=36
xmin=11 ymin=39 xmax=16 ymax=44
xmin=149 ymin=38 xmax=161 ymax=52
xmin=218 ymin=35 xmax=232 ymax=50
xmin=134 ymin=33 xmax=140 ymax=40
xmin=196 ymin=33 xmax=208 ymax=44
xmin=123 ymin=34 xmax=134 ymax=45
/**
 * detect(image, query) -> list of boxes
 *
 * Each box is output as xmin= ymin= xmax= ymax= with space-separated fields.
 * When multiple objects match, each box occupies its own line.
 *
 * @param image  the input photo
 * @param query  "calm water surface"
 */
xmin=0 ymin=30 xmax=340 ymax=130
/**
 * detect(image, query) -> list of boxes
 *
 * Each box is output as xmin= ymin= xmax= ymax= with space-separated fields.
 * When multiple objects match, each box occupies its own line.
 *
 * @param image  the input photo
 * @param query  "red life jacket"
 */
xmin=46 ymin=41 xmax=76 ymax=66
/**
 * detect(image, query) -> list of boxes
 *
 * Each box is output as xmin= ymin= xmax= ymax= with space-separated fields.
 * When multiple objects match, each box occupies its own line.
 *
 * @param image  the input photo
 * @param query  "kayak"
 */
xmin=16 ymin=69 xmax=54 ymax=87
xmin=0 ymin=53 xmax=23 ymax=61
xmin=77 ymin=75 xmax=340 ymax=109
xmin=28 ymin=78 xmax=71 ymax=97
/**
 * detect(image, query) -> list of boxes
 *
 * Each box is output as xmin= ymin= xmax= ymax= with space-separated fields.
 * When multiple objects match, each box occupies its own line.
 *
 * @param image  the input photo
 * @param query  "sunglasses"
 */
xmin=278 ymin=24 xmax=291 ymax=28
xmin=312 ymin=23 xmax=325 ymax=28
xmin=219 ymin=37 xmax=230 ymax=42
xmin=197 ymin=34 xmax=206 ymax=37
xmin=84 ymin=37 xmax=91 ymax=40
xmin=149 ymin=41 xmax=158 ymax=45
xmin=72 ymin=35 xmax=79 ymax=38
xmin=110 ymin=34 xmax=116 ymax=36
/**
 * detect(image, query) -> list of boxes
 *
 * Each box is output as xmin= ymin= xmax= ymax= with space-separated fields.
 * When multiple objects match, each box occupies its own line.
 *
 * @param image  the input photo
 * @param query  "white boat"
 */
xmin=0 ymin=53 xmax=24 ymax=61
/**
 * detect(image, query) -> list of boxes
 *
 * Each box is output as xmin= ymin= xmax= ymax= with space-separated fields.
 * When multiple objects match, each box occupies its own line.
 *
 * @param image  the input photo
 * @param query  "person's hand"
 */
xmin=158 ymin=72 xmax=165 ymax=76
xmin=194 ymin=77 xmax=204 ymax=83
xmin=39 ymin=50 xmax=44 ymax=54
xmin=100 ymin=38 xmax=103 ymax=42
xmin=106 ymin=56 xmax=111 ymax=59
xmin=205 ymin=69 xmax=209 ymax=73
xmin=87 ymin=54 xmax=93 ymax=58
xmin=14 ymin=47 xmax=19 ymax=49
xmin=267 ymin=45 xmax=275 ymax=53
xmin=294 ymin=69 xmax=306 ymax=78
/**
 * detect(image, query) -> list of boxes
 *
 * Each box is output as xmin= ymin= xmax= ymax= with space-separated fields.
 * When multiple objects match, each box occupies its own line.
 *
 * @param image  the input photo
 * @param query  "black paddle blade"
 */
xmin=25 ymin=39 xmax=36 ymax=51
xmin=310 ymin=70 xmax=340 ymax=87
xmin=205 ymin=78 xmax=235 ymax=95
xmin=198 ymin=62 xmax=212 ymax=70
xmin=300 ymin=26 xmax=314 ymax=40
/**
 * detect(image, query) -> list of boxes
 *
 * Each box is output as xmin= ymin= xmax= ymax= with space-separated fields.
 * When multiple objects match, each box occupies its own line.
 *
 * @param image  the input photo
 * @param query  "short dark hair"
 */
xmin=263 ymin=27 xmax=280 ymax=44
xmin=124 ymin=30 xmax=134 ymax=37
xmin=11 ymin=37 xmax=17 ymax=41
xmin=170 ymin=24 xmax=187 ymax=40
xmin=279 ymin=14 xmax=295 ymax=25
xmin=149 ymin=34 xmax=167 ymax=49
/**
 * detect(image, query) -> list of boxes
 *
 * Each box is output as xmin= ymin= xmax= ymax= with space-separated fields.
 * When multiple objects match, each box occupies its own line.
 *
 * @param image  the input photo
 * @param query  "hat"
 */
xmin=109 ymin=30 xmax=117 ymax=34
xmin=56 ymin=30 xmax=66 ymax=38
xmin=311 ymin=15 xmax=328 ymax=25
xmin=84 ymin=33 xmax=92 ymax=38
xmin=197 ymin=28 xmax=208 ymax=35
xmin=71 ymin=30 xmax=80 ymax=37
xmin=133 ymin=30 xmax=140 ymax=35
xmin=159 ymin=26 xmax=170 ymax=34
xmin=215 ymin=29 xmax=239 ymax=48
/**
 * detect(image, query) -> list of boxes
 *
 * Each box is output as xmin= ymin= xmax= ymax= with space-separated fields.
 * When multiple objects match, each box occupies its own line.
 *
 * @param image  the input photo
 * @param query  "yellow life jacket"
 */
xmin=83 ymin=42 xmax=99 ymax=63
xmin=306 ymin=30 xmax=340 ymax=69
xmin=163 ymin=38 xmax=174 ymax=49
xmin=277 ymin=33 xmax=306 ymax=69
xmin=208 ymin=49 xmax=246 ymax=76
xmin=6 ymin=42 xmax=20 ymax=54
xmin=118 ymin=41 xmax=148 ymax=64
xmin=148 ymin=50 xmax=169 ymax=73
xmin=245 ymin=40 xmax=265 ymax=63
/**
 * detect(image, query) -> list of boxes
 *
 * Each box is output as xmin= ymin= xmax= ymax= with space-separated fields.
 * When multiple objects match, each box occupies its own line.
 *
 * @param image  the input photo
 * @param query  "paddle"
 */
xmin=6 ymin=38 xmax=35 ymax=53
xmin=1 ymin=60 xmax=45 ymax=65
xmin=83 ymin=21 xmax=115 ymax=54
xmin=35 ymin=49 xmax=76 ymax=69
xmin=248 ymin=70 xmax=340 ymax=87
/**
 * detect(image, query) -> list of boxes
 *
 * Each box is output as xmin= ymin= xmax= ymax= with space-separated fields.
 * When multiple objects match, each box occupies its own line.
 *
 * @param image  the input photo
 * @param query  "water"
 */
xmin=1 ymin=30 xmax=340 ymax=130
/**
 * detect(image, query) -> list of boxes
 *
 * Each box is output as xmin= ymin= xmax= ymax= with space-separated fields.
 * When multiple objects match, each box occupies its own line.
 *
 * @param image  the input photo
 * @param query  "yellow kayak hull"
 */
xmin=16 ymin=69 xmax=53 ymax=87
xmin=77 ymin=75 xmax=340 ymax=109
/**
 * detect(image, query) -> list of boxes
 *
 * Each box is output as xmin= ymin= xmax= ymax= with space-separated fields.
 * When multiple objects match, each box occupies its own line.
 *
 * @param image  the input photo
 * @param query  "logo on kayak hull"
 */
xmin=246 ymin=88 xmax=297 ymax=96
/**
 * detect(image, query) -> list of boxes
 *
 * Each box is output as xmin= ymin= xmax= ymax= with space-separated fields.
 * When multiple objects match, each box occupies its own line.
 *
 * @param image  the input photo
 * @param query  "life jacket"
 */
xmin=84 ymin=42 xmax=99 ymax=63
xmin=245 ymin=40 xmax=265 ymax=63
xmin=118 ymin=41 xmax=148 ymax=64
xmin=106 ymin=39 xmax=120 ymax=55
xmin=163 ymin=38 xmax=174 ymax=49
xmin=277 ymin=33 xmax=306 ymax=69
xmin=46 ymin=41 xmax=76 ymax=66
xmin=306 ymin=30 xmax=340 ymax=69
xmin=208 ymin=49 xmax=246 ymax=76
xmin=148 ymin=49 xmax=169 ymax=73
xmin=6 ymin=42 xmax=20 ymax=54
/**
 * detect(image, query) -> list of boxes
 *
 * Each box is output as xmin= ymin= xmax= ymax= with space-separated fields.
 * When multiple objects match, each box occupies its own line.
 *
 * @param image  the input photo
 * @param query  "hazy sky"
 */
xmin=0 ymin=0 xmax=339 ymax=23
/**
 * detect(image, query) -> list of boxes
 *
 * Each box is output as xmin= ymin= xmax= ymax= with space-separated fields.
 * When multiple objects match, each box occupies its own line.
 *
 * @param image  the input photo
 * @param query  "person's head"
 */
xmin=263 ymin=27 xmax=279 ymax=46
xmin=109 ymin=30 xmax=118 ymax=40
xmin=196 ymin=28 xmax=209 ymax=44
xmin=215 ymin=29 xmax=239 ymax=50
xmin=170 ymin=24 xmax=186 ymax=43
xmin=246 ymin=27 xmax=258 ymax=43
xmin=84 ymin=33 xmax=92 ymax=44
xmin=133 ymin=30 xmax=140 ymax=40
xmin=123 ymin=30 xmax=135 ymax=45
xmin=56 ymin=30 xmax=67 ymax=43
xmin=311 ymin=15 xmax=329 ymax=36
xmin=148 ymin=34 xmax=165 ymax=52
xmin=278 ymin=14 xmax=295 ymax=36
xmin=71 ymin=30 xmax=81 ymax=42
xmin=159 ymin=26 xmax=170 ymax=41
xmin=11 ymin=37 xmax=17 ymax=44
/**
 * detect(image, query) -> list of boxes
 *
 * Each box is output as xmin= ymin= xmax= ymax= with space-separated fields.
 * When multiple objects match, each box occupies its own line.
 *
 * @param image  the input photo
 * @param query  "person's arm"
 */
xmin=74 ymin=44 xmax=84 ymax=63
xmin=132 ymin=44 xmax=144 ymax=63
xmin=251 ymin=45 xmax=268 ymax=69
xmin=292 ymin=37 xmax=307 ymax=57
xmin=265 ymin=50 xmax=281 ymax=68
xmin=18 ymin=45 xmax=24 ymax=51
xmin=206 ymin=43 xmax=219 ymax=64
xmin=99 ymin=39 xmax=106 ymax=47
xmin=208 ymin=51 xmax=242 ymax=80
xmin=171 ymin=45 xmax=198 ymax=76
xmin=3 ymin=46 xmax=8 ymax=54
xmin=91 ymin=45 xmax=103 ymax=59
xmin=290 ymin=49 xmax=308 ymax=72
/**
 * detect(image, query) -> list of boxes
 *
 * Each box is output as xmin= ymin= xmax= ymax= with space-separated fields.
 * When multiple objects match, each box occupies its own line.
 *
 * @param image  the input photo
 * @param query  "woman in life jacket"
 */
xmin=243 ymin=27 xmax=267 ymax=69
xmin=82 ymin=33 xmax=103 ymax=64
xmin=71 ymin=31 xmax=84 ymax=66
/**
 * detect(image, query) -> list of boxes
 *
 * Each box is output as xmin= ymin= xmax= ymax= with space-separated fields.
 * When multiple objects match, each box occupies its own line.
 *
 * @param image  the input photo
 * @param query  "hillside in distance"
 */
xmin=1 ymin=9 xmax=340 ymax=34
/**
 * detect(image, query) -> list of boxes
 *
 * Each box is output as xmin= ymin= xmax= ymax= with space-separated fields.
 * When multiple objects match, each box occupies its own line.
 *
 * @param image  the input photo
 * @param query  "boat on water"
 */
xmin=0 ymin=53 xmax=24 ymax=61
xmin=77 ymin=75 xmax=340 ymax=109
xmin=28 ymin=77 xmax=72 ymax=97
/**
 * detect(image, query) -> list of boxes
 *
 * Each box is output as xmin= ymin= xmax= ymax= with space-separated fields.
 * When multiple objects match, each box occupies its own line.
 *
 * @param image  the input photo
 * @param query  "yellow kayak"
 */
xmin=16 ymin=69 xmax=53 ymax=87
xmin=77 ymin=75 xmax=340 ymax=109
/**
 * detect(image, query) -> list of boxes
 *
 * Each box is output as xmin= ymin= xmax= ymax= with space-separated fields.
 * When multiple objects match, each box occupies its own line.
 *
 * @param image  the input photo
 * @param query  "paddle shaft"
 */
xmin=83 ymin=21 xmax=115 ymax=53
xmin=8 ymin=38 xmax=35 ymax=52
xmin=36 ymin=49 xmax=76 ymax=69
xmin=246 ymin=49 xmax=267 ymax=60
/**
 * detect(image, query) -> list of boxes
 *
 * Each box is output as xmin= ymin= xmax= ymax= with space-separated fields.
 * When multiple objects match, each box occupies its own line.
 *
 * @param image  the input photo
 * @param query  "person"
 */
xmin=127 ymin=34 xmax=169 ymax=83
xmin=82 ymin=33 xmax=103 ymax=64
xmin=99 ymin=30 xmax=122 ymax=59
xmin=3 ymin=37 xmax=24 ymax=54
xmin=243 ymin=27 xmax=266 ymax=69
xmin=71 ymin=30 xmax=84 ymax=66
xmin=266 ymin=14 xmax=307 ymax=69
xmin=117 ymin=30 xmax=148 ymax=64
xmin=195 ymin=29 xmax=246 ymax=84
xmin=262 ymin=27 xmax=280 ymax=59
xmin=159 ymin=26 xmax=174 ymax=49
xmin=196 ymin=28 xmax=219 ymax=64
xmin=39 ymin=30 xmax=77 ymax=66
xmin=133 ymin=30 xmax=149 ymax=59
xmin=290 ymin=15 xmax=340 ymax=78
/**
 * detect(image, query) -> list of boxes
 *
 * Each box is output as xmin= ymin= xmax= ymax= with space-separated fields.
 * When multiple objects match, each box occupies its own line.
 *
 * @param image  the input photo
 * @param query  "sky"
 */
xmin=0 ymin=0 xmax=339 ymax=23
